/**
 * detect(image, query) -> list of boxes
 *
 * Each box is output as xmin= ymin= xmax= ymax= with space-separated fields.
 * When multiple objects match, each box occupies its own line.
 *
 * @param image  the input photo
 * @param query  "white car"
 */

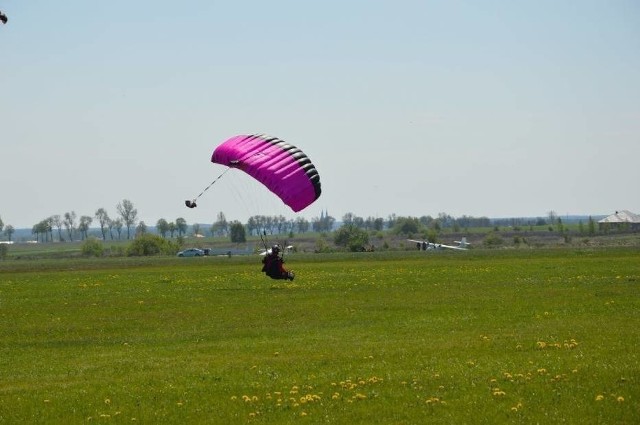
xmin=177 ymin=248 xmax=205 ymax=257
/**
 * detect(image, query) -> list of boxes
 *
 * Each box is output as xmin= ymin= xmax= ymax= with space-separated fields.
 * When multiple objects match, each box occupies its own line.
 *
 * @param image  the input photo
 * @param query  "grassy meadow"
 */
xmin=1 ymin=249 xmax=639 ymax=423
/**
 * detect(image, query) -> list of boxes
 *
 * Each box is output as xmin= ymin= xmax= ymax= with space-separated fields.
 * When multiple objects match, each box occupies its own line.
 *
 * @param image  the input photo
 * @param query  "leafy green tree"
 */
xmin=295 ymin=217 xmax=310 ymax=233
xmin=0 ymin=244 xmax=7 ymax=260
xmin=156 ymin=218 xmax=169 ymax=238
xmin=588 ymin=216 xmax=596 ymax=235
xmin=117 ymin=199 xmax=138 ymax=239
xmin=4 ymin=224 xmax=15 ymax=242
xmin=229 ymin=221 xmax=246 ymax=243
xmin=33 ymin=219 xmax=52 ymax=242
xmin=136 ymin=221 xmax=147 ymax=236
xmin=392 ymin=217 xmax=423 ymax=235
xmin=312 ymin=211 xmax=335 ymax=232
xmin=334 ymin=224 xmax=370 ymax=252
xmin=176 ymin=217 xmax=188 ymax=237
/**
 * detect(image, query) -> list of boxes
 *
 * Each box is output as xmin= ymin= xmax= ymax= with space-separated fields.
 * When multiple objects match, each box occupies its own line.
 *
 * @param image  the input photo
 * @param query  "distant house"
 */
xmin=598 ymin=210 xmax=640 ymax=231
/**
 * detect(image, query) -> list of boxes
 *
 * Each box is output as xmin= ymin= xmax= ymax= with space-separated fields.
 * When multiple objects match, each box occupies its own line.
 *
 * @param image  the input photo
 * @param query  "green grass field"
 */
xmin=1 ymin=249 xmax=639 ymax=423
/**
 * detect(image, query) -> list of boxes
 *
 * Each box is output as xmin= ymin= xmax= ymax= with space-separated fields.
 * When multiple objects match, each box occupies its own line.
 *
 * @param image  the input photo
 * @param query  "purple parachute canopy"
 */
xmin=211 ymin=134 xmax=321 ymax=212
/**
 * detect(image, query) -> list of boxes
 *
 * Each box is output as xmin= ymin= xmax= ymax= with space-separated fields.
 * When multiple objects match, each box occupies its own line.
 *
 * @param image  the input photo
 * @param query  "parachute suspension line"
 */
xmin=185 ymin=167 xmax=233 ymax=208
xmin=260 ymin=229 xmax=269 ymax=252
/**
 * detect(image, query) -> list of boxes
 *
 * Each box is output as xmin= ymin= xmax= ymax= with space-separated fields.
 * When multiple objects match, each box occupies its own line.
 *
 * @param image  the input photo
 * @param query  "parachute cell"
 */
xmin=211 ymin=134 xmax=321 ymax=212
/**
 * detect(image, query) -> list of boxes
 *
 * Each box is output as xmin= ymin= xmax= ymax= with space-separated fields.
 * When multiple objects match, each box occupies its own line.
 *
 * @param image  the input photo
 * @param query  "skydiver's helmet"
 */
xmin=271 ymin=244 xmax=280 ymax=254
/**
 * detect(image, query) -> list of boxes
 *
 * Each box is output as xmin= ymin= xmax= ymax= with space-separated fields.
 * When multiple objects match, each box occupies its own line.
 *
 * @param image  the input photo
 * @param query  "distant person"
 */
xmin=261 ymin=245 xmax=294 ymax=281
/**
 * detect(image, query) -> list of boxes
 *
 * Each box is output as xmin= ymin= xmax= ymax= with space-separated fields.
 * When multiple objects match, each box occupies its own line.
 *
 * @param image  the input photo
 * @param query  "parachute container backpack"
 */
xmin=211 ymin=134 xmax=321 ymax=212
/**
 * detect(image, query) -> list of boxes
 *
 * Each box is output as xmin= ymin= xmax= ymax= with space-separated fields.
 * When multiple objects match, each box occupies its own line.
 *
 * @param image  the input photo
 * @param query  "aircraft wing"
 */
xmin=437 ymin=243 xmax=468 ymax=251
xmin=408 ymin=239 xmax=468 ymax=251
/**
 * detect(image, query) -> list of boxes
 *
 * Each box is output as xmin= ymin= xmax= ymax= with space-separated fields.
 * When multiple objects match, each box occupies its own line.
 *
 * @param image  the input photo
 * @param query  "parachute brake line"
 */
xmin=260 ymin=230 xmax=269 ymax=252
xmin=185 ymin=167 xmax=233 ymax=208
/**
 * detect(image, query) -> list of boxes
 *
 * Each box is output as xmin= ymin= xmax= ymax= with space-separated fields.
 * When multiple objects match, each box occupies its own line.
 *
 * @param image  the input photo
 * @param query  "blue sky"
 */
xmin=1 ymin=1 xmax=639 ymax=229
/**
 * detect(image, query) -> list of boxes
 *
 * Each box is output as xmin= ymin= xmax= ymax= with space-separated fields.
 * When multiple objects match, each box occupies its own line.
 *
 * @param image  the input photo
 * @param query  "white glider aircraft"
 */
xmin=408 ymin=237 xmax=470 ymax=251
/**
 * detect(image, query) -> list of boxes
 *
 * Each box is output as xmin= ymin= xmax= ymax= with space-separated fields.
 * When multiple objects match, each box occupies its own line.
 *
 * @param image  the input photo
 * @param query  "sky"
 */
xmin=1 ymin=0 xmax=639 ymax=229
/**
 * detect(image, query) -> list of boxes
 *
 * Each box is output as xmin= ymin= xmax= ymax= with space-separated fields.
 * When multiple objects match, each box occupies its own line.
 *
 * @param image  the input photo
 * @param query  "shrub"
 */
xmin=483 ymin=232 xmax=504 ymax=248
xmin=81 ymin=238 xmax=104 ymax=257
xmin=126 ymin=234 xmax=179 ymax=256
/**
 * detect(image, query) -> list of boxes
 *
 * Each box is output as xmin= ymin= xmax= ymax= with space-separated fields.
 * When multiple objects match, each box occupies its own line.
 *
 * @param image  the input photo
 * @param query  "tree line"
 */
xmin=3 ymin=201 xmax=577 ymax=245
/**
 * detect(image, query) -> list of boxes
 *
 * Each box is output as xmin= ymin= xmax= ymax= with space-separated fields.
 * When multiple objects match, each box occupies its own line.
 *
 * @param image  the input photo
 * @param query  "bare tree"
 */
xmin=51 ymin=215 xmax=63 ymax=241
xmin=112 ymin=218 xmax=123 ymax=240
xmin=78 ymin=216 xmax=93 ymax=240
xmin=95 ymin=208 xmax=110 ymax=240
xmin=116 ymin=199 xmax=138 ymax=239
xmin=63 ymin=211 xmax=77 ymax=242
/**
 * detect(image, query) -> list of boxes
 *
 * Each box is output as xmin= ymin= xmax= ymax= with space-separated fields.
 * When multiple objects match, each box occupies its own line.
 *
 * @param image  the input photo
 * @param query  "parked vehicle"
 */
xmin=176 ymin=248 xmax=205 ymax=257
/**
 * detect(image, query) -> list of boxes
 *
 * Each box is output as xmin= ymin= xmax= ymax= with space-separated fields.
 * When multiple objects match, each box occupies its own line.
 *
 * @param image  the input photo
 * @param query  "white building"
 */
xmin=598 ymin=210 xmax=640 ymax=231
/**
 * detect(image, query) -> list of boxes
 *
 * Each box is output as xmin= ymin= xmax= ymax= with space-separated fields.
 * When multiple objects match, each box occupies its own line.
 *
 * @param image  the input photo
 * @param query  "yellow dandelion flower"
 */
xmin=230 ymin=396 xmax=237 ymax=401
xmin=617 ymin=396 xmax=625 ymax=402
xmin=595 ymin=395 xmax=604 ymax=401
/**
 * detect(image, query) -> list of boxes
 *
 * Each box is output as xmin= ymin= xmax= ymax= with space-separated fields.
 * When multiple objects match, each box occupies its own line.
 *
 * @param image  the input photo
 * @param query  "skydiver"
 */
xmin=0 ymin=11 xmax=7 ymax=24
xmin=261 ymin=244 xmax=294 ymax=281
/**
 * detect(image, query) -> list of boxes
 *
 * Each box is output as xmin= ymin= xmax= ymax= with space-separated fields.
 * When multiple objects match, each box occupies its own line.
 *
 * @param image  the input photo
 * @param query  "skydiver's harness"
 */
xmin=260 ymin=231 xmax=290 ymax=279
xmin=261 ymin=253 xmax=283 ymax=278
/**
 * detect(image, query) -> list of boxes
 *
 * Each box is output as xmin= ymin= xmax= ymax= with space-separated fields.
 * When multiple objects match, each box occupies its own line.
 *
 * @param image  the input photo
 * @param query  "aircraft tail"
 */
xmin=454 ymin=237 xmax=471 ymax=249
